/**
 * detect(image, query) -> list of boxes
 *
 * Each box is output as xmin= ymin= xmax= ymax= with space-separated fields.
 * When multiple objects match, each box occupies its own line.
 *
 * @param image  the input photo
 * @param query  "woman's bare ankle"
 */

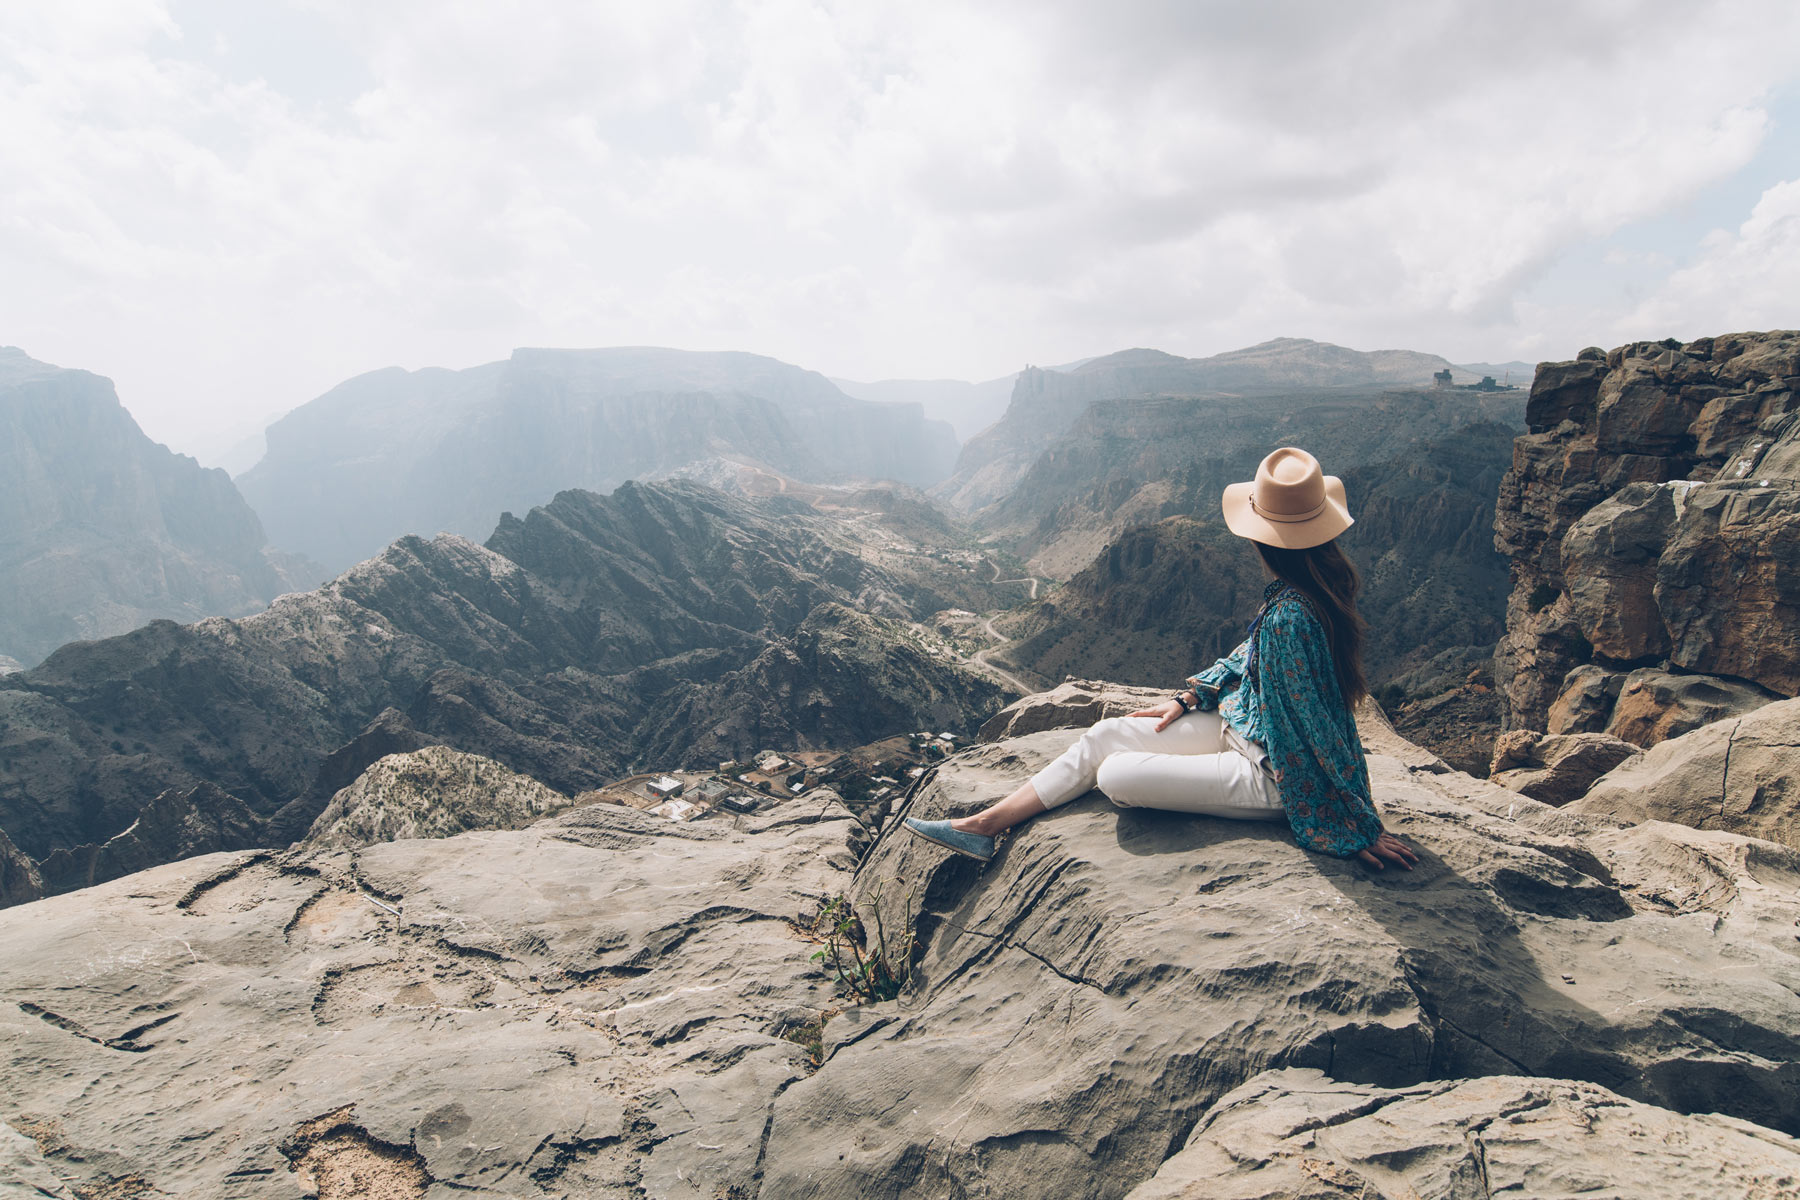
xmin=951 ymin=813 xmax=995 ymax=836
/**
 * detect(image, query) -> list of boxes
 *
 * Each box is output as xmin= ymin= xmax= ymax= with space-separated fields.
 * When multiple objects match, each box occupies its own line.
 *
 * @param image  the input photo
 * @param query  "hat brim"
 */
xmin=1221 ymin=475 xmax=1353 ymax=549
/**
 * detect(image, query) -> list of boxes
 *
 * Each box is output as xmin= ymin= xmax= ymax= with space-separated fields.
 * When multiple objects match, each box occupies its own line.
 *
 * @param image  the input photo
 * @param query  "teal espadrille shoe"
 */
xmin=903 ymin=817 xmax=995 ymax=862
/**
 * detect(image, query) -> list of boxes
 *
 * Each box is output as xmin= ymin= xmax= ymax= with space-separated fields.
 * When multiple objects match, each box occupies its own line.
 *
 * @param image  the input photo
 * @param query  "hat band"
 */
xmin=1251 ymin=493 xmax=1328 ymax=523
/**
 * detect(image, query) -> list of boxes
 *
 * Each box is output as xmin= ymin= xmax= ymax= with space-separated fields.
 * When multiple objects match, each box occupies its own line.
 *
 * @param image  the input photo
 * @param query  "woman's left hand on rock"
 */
xmin=1357 ymin=831 xmax=1418 ymax=871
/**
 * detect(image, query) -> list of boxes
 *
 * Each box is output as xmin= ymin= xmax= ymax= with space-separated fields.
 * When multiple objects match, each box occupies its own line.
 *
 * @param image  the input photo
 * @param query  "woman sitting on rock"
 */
xmin=905 ymin=446 xmax=1418 ymax=871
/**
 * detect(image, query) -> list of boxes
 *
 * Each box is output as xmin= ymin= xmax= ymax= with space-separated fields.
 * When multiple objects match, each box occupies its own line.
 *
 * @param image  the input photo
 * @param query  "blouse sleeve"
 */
xmin=1186 ymin=638 xmax=1249 ymax=710
xmin=1256 ymin=600 xmax=1384 ymax=856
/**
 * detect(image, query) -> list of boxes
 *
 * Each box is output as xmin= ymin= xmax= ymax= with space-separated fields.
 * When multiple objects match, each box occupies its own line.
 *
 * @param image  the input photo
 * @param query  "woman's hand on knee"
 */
xmin=1125 ymin=699 xmax=1186 ymax=732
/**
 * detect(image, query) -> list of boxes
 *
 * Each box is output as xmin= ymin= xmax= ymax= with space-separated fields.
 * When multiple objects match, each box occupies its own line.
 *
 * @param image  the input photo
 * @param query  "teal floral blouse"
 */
xmin=1187 ymin=582 xmax=1384 ymax=856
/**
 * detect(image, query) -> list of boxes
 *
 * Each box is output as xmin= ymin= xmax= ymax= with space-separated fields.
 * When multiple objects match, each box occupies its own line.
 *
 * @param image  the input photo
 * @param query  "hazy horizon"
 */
xmin=5 ymin=2 xmax=1799 ymax=455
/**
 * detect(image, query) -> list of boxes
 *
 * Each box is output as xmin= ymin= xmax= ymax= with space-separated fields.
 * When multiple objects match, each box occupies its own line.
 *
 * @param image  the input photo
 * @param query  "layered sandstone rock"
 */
xmin=1494 ymin=332 xmax=1800 ymax=735
xmin=1572 ymin=696 xmax=1800 ymax=850
xmin=1487 ymin=730 xmax=1641 ymax=805
xmin=1126 ymin=1068 xmax=1800 ymax=1200
xmin=1603 ymin=667 xmax=1781 ymax=746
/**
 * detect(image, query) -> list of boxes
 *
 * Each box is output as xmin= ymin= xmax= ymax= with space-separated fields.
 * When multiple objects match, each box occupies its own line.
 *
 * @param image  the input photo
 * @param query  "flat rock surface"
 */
xmin=0 ymin=795 xmax=865 ymax=1199
xmin=1125 ymin=1067 xmax=1800 ymax=1199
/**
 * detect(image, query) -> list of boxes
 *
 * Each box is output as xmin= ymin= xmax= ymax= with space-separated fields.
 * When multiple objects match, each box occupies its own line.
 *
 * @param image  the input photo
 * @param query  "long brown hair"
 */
xmin=1253 ymin=538 xmax=1368 ymax=706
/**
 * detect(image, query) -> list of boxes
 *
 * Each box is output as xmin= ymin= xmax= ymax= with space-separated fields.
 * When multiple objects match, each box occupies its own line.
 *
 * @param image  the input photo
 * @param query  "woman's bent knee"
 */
xmin=1095 ymin=756 xmax=1138 ymax=808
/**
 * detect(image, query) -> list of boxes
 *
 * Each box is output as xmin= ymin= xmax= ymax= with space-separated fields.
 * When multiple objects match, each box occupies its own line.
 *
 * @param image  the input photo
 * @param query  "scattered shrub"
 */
xmin=804 ymin=887 xmax=916 ymax=1004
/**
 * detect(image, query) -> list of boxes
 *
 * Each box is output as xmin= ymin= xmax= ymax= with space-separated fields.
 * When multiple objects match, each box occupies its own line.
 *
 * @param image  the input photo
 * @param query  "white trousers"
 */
xmin=1029 ymin=711 xmax=1285 ymax=820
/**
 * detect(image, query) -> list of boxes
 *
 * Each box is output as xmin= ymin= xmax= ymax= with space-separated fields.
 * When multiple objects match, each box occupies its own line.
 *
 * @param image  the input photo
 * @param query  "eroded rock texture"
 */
xmin=302 ymin=745 xmax=574 ymax=850
xmin=1126 ymin=1068 xmax=1800 ymax=1200
xmin=1573 ymin=695 xmax=1800 ymax=850
xmin=762 ymin=728 xmax=1800 ymax=1196
xmin=1494 ymin=332 xmax=1800 ymax=736
xmin=0 ymin=795 xmax=866 ymax=1199
xmin=4 ymin=702 xmax=1799 ymax=1198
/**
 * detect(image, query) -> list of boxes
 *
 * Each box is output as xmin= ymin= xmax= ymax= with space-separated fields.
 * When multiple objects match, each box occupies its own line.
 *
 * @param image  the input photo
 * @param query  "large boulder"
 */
xmin=1488 ymin=730 xmax=1641 ymax=805
xmin=976 ymin=678 xmax=1168 ymax=741
xmin=1573 ymin=696 xmax=1800 ymax=850
xmin=1604 ymin=667 xmax=1782 ymax=747
xmin=0 ymin=795 xmax=866 ymax=1199
xmin=759 ymin=730 xmax=1800 ymax=1197
xmin=302 ymin=745 xmax=575 ymax=850
xmin=1125 ymin=1068 xmax=1800 ymax=1199
xmin=1560 ymin=480 xmax=1679 ymax=661
xmin=1546 ymin=663 xmax=1626 ymax=733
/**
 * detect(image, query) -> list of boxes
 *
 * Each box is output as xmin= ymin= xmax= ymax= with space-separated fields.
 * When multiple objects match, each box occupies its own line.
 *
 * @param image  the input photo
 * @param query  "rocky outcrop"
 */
xmin=1572 ymin=696 xmax=1800 ymax=849
xmin=0 ymin=347 xmax=319 ymax=667
xmin=763 ymin=728 xmax=1800 ymax=1196
xmin=1126 ymin=1068 xmax=1800 ymax=1199
xmin=239 ymin=347 xmax=960 ymax=574
xmin=935 ymin=339 xmax=1466 ymax=514
xmin=303 ymin=746 xmax=574 ymax=850
xmin=1494 ymin=332 xmax=1800 ymax=733
xmin=976 ymin=678 xmax=1167 ymax=741
xmin=0 ymin=480 xmax=1013 ymax=901
xmin=1601 ymin=666 xmax=1781 ymax=746
xmin=3 ymin=695 xmax=1799 ymax=1197
xmin=1487 ymin=730 xmax=1641 ymax=805
xmin=0 ymin=794 xmax=868 ymax=1198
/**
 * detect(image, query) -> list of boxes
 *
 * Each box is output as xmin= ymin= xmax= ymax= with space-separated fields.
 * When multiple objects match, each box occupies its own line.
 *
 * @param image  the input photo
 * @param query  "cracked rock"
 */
xmin=1574 ymin=696 xmax=1800 ymax=851
xmin=1124 ymin=1068 xmax=1800 ymax=1200
xmin=760 ymin=726 xmax=1800 ymax=1198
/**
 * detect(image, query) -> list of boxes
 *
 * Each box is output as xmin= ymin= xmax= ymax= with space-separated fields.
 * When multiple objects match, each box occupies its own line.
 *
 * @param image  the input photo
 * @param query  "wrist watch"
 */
xmin=1173 ymin=690 xmax=1196 ymax=713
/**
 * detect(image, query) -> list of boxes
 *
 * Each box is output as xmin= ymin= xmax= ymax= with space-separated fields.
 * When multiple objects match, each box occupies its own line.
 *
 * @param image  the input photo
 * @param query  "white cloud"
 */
xmin=1624 ymin=176 xmax=1800 ymax=338
xmin=2 ymin=0 xmax=1798 ymax=455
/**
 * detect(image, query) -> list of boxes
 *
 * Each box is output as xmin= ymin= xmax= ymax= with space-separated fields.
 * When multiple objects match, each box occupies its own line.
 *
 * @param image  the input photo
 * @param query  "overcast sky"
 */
xmin=4 ymin=1 xmax=1799 ymax=458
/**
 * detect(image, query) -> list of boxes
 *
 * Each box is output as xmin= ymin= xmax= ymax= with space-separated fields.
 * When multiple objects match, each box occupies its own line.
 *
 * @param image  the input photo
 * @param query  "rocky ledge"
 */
xmin=2 ymin=685 xmax=1798 ymax=1198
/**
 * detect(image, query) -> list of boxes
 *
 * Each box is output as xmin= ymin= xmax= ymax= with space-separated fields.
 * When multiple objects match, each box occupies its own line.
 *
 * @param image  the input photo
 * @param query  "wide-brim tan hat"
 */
xmin=1222 ymin=447 xmax=1353 ymax=549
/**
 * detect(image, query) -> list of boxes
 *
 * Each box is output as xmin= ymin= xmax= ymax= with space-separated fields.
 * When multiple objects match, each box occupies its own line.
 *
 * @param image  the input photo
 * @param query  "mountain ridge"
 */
xmin=240 ymin=347 xmax=961 ymax=574
xmin=0 ymin=347 xmax=320 ymax=668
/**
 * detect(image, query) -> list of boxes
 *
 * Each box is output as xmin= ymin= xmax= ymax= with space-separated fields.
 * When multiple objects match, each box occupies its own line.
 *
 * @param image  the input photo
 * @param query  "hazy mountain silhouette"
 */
xmin=239 ymin=347 xmax=960 ymax=574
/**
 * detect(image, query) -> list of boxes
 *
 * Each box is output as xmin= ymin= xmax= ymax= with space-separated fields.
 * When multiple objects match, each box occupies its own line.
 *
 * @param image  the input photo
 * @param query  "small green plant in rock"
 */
xmin=778 ymin=1011 xmax=830 ymax=1067
xmin=805 ymin=886 xmax=917 ymax=1004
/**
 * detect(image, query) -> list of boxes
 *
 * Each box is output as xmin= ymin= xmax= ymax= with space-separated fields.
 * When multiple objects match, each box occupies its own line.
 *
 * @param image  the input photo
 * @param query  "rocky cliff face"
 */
xmin=239 ymin=347 xmax=960 ymax=574
xmin=0 ymin=480 xmax=1010 ymax=901
xmin=0 ymin=347 xmax=319 ymax=667
xmin=1493 ymin=331 xmax=1800 ymax=736
xmin=934 ymin=339 xmax=1464 ymax=514
xmin=4 ymin=685 xmax=1797 ymax=1198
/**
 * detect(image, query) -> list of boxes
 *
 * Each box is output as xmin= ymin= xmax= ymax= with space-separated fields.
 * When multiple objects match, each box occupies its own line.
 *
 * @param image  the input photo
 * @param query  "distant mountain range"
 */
xmin=933 ymin=338 xmax=1476 ymax=512
xmin=832 ymin=374 xmax=1018 ymax=442
xmin=0 ymin=347 xmax=318 ymax=668
xmin=0 ymin=479 xmax=1011 ymax=899
xmin=238 ymin=347 xmax=960 ymax=575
